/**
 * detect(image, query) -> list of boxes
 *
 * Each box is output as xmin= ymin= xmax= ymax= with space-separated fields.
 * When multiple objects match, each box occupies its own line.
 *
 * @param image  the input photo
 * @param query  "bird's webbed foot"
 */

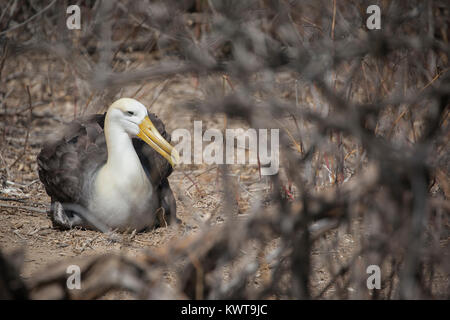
xmin=49 ymin=202 xmax=83 ymax=230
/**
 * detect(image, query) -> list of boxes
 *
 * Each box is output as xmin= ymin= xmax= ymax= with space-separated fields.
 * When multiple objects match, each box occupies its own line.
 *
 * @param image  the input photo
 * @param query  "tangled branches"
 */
xmin=0 ymin=0 xmax=449 ymax=299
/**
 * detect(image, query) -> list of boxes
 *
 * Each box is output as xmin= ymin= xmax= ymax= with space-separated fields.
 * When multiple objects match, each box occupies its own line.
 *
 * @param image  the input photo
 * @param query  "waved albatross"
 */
xmin=37 ymin=98 xmax=180 ymax=232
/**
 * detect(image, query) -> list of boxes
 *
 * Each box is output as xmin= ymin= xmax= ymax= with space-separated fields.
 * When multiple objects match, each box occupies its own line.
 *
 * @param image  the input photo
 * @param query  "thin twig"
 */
xmin=331 ymin=0 xmax=337 ymax=40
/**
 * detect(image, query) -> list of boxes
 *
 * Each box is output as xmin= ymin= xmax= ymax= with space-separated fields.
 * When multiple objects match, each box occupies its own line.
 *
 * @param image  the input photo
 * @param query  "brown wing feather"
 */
xmin=37 ymin=111 xmax=174 ymax=210
xmin=37 ymin=114 xmax=106 ymax=207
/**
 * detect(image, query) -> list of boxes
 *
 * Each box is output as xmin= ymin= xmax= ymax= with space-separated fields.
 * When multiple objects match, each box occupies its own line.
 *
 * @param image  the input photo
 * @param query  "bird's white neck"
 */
xmin=104 ymin=123 xmax=138 ymax=172
xmin=96 ymin=118 xmax=151 ymax=197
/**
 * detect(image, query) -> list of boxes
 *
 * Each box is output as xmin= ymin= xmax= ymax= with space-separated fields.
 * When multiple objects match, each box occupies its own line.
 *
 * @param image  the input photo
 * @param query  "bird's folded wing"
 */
xmin=37 ymin=114 xmax=107 ymax=206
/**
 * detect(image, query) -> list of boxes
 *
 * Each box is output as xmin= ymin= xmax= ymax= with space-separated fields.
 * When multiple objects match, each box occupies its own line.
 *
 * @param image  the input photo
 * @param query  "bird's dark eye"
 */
xmin=127 ymin=111 xmax=134 ymax=116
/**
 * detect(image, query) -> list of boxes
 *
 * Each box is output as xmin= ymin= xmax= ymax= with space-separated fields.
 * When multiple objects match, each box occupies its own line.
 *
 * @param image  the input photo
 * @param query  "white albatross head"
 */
xmin=105 ymin=98 xmax=180 ymax=166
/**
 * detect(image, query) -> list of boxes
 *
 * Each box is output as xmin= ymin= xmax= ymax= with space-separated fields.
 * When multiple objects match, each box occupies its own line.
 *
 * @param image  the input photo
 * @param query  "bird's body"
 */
xmin=37 ymin=98 xmax=178 ymax=232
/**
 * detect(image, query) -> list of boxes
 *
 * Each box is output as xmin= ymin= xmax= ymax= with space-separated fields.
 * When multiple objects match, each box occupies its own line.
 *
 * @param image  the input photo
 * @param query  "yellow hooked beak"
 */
xmin=137 ymin=116 xmax=180 ymax=167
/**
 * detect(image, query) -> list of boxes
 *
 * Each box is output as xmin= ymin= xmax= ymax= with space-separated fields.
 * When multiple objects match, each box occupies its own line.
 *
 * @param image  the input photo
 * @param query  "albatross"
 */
xmin=37 ymin=98 xmax=180 ymax=232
